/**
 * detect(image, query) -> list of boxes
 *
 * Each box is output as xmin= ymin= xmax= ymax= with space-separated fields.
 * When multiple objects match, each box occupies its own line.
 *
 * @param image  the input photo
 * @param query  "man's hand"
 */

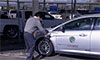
xmin=45 ymin=35 xmax=48 ymax=37
xmin=44 ymin=33 xmax=50 ymax=37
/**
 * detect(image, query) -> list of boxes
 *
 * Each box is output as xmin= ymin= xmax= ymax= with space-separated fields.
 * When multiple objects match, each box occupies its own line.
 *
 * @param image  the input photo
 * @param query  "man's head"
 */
xmin=34 ymin=12 xmax=43 ymax=20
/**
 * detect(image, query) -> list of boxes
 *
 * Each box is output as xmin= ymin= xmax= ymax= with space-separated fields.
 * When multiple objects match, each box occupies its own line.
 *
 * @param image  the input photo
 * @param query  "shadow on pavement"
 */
xmin=34 ymin=55 xmax=46 ymax=60
xmin=0 ymin=35 xmax=25 ymax=51
xmin=59 ymin=54 xmax=100 ymax=60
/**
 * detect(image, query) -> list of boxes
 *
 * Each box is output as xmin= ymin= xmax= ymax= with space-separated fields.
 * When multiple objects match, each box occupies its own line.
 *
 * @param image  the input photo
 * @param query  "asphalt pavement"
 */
xmin=0 ymin=49 xmax=99 ymax=60
xmin=0 ymin=55 xmax=25 ymax=60
xmin=0 ymin=50 xmax=37 ymax=60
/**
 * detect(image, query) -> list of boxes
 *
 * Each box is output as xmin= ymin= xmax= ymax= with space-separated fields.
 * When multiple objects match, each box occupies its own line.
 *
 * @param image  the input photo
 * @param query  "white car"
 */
xmin=8 ymin=10 xmax=17 ymax=18
xmin=35 ymin=14 xmax=100 ymax=58
xmin=48 ymin=12 xmax=62 ymax=19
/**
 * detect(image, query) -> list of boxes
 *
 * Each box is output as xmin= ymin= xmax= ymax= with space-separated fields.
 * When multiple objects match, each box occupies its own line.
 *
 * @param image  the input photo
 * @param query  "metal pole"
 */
xmin=32 ymin=0 xmax=39 ymax=16
xmin=17 ymin=0 xmax=20 ymax=10
xmin=73 ymin=0 xmax=76 ymax=13
xmin=7 ymin=0 xmax=9 ymax=10
xmin=43 ymin=0 xmax=46 ymax=10
xmin=57 ymin=3 xmax=59 ymax=9
xmin=71 ymin=0 xmax=74 ymax=19
xmin=17 ymin=0 xmax=20 ymax=40
xmin=89 ymin=0 xmax=91 ymax=10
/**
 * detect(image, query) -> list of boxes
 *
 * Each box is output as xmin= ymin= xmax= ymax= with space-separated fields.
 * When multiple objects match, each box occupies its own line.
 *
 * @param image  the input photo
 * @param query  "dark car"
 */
xmin=34 ymin=11 xmax=54 ymax=20
xmin=34 ymin=11 xmax=66 ymax=28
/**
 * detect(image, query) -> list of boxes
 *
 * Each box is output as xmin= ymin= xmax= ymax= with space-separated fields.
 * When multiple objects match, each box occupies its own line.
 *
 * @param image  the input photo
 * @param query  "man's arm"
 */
xmin=36 ymin=20 xmax=47 ymax=34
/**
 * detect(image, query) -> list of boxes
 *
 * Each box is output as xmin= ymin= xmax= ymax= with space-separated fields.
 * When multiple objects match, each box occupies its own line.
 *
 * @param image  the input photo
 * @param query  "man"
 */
xmin=24 ymin=12 xmax=47 ymax=60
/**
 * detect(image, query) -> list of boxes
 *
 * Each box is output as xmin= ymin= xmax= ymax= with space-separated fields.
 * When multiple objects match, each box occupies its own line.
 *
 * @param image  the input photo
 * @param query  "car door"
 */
xmin=56 ymin=18 xmax=93 ymax=52
xmin=91 ymin=17 xmax=100 ymax=53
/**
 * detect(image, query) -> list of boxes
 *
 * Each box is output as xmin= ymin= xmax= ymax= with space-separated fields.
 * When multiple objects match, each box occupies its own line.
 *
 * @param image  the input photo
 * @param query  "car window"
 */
xmin=45 ymin=14 xmax=51 ymax=18
xmin=64 ymin=18 xmax=92 ymax=30
xmin=94 ymin=18 xmax=100 ymax=30
xmin=44 ymin=13 xmax=54 ymax=19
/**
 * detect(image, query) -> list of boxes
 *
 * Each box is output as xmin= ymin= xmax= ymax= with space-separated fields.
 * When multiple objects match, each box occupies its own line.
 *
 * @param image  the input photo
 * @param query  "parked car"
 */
xmin=61 ymin=10 xmax=81 ymax=19
xmin=35 ymin=11 xmax=55 ymax=20
xmin=0 ymin=10 xmax=33 ymax=38
xmin=34 ymin=14 xmax=100 ymax=58
xmin=8 ymin=9 xmax=17 ymax=18
xmin=34 ymin=11 xmax=66 ymax=28
xmin=48 ymin=11 xmax=62 ymax=19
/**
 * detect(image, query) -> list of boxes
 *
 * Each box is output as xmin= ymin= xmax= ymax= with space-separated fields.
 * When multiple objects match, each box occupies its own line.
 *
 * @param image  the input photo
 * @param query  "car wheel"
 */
xmin=4 ymin=27 xmax=18 ymax=38
xmin=37 ymin=38 xmax=54 ymax=56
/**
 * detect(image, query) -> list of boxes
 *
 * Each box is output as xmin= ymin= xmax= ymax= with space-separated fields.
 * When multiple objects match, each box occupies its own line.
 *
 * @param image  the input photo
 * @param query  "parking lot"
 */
xmin=1 ymin=0 xmax=100 ymax=60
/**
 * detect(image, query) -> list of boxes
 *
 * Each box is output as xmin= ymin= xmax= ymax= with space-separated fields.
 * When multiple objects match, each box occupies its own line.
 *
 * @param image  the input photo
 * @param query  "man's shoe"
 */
xmin=34 ymin=55 xmax=45 ymax=60
xmin=32 ymin=57 xmax=35 ymax=60
xmin=34 ymin=58 xmax=40 ymax=60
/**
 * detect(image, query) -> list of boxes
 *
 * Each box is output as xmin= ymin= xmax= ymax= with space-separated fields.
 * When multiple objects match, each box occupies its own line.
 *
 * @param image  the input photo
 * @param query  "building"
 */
xmin=0 ymin=0 xmax=100 ymax=11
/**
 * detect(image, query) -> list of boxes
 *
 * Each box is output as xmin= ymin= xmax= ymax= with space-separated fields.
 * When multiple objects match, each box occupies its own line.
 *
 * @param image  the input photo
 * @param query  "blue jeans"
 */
xmin=24 ymin=32 xmax=35 ymax=60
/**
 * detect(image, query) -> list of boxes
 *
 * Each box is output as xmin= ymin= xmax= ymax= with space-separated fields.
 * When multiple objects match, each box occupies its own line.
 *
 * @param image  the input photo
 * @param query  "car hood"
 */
xmin=46 ymin=18 xmax=77 ymax=36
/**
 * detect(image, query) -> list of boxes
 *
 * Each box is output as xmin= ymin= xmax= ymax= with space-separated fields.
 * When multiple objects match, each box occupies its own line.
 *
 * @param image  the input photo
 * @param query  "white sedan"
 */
xmin=35 ymin=14 xmax=100 ymax=58
xmin=48 ymin=12 xmax=62 ymax=19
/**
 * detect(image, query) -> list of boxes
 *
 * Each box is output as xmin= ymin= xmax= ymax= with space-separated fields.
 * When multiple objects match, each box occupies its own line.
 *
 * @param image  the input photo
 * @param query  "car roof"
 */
xmin=36 ymin=11 xmax=48 ymax=13
xmin=34 ymin=11 xmax=50 ymax=16
xmin=79 ymin=13 xmax=100 ymax=18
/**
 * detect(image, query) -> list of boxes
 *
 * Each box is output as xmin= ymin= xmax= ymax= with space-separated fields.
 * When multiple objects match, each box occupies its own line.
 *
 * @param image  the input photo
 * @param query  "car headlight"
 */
xmin=50 ymin=34 xmax=54 ymax=37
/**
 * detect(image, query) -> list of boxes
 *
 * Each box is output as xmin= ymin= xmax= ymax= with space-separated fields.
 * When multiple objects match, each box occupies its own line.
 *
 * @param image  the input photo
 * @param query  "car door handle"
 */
xmin=79 ymin=34 xmax=87 ymax=37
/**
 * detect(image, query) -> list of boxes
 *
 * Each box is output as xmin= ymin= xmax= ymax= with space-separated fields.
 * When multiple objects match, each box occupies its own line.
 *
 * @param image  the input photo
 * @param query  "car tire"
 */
xmin=37 ymin=38 xmax=54 ymax=56
xmin=4 ymin=26 xmax=18 ymax=38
